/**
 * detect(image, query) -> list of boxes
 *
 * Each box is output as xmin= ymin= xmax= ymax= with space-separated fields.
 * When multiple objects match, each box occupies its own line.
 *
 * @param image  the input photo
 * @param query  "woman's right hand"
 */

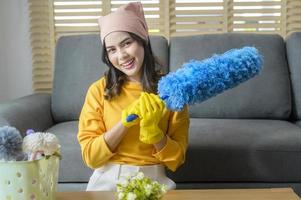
xmin=121 ymin=99 xmax=140 ymax=128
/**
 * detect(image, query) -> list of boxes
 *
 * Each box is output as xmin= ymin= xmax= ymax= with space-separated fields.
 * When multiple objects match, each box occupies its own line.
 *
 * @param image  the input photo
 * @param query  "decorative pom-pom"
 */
xmin=23 ymin=132 xmax=60 ymax=160
xmin=0 ymin=126 xmax=25 ymax=161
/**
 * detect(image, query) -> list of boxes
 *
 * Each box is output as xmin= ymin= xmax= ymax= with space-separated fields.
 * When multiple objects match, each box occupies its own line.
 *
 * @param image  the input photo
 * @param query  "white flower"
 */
xmin=153 ymin=181 xmax=159 ymax=185
xmin=118 ymin=192 xmax=125 ymax=200
xmin=116 ymin=172 xmax=166 ymax=200
xmin=161 ymin=184 xmax=167 ymax=193
xmin=23 ymin=132 xmax=60 ymax=155
xmin=127 ymin=192 xmax=136 ymax=200
xmin=144 ymin=184 xmax=152 ymax=196
xmin=135 ymin=172 xmax=144 ymax=180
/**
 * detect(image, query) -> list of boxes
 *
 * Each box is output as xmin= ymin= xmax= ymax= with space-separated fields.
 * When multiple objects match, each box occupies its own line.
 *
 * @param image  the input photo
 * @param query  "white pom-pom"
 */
xmin=23 ymin=132 xmax=44 ymax=153
xmin=23 ymin=132 xmax=60 ymax=160
xmin=41 ymin=132 xmax=60 ymax=155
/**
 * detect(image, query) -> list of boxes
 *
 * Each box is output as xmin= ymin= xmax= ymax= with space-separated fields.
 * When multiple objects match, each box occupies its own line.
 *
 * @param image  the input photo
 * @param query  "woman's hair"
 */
xmin=102 ymin=32 xmax=164 ymax=100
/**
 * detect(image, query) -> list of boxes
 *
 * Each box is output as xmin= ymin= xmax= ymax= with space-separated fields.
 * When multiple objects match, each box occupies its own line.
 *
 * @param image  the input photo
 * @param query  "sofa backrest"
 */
xmin=286 ymin=32 xmax=301 ymax=122
xmin=169 ymin=33 xmax=291 ymax=119
xmin=52 ymin=35 xmax=168 ymax=122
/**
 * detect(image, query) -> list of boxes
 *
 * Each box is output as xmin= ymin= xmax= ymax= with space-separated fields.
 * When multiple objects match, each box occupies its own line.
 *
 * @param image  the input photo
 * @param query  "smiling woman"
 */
xmin=77 ymin=2 xmax=190 ymax=192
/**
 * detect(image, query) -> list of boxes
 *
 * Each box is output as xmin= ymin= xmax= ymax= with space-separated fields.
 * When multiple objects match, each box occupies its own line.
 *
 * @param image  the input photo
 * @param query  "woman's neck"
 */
xmin=126 ymin=77 xmax=141 ymax=83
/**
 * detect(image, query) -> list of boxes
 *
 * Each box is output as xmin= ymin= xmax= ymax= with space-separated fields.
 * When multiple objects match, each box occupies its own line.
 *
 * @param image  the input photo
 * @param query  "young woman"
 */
xmin=77 ymin=2 xmax=189 ymax=191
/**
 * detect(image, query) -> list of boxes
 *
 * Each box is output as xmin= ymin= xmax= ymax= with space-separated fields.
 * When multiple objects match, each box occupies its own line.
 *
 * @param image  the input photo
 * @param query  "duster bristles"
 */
xmin=158 ymin=46 xmax=263 ymax=111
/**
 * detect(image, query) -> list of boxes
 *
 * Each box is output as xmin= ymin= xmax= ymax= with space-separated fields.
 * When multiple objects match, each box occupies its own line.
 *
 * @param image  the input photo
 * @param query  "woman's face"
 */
xmin=105 ymin=31 xmax=145 ymax=82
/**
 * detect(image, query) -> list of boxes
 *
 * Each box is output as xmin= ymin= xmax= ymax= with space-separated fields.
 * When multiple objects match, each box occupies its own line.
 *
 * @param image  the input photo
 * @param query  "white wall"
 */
xmin=0 ymin=0 xmax=33 ymax=103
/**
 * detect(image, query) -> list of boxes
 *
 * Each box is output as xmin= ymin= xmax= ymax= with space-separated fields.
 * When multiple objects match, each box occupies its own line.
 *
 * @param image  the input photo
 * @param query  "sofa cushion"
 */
xmin=169 ymin=33 xmax=291 ymax=119
xmin=50 ymin=119 xmax=301 ymax=184
xmin=167 ymin=118 xmax=301 ymax=182
xmin=47 ymin=121 xmax=92 ymax=182
xmin=286 ymin=32 xmax=301 ymax=121
xmin=52 ymin=35 xmax=169 ymax=122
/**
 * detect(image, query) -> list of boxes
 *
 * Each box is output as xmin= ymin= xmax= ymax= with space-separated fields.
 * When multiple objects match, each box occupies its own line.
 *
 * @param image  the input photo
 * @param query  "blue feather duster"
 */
xmin=158 ymin=46 xmax=263 ymax=111
xmin=126 ymin=46 xmax=263 ymax=122
xmin=0 ymin=126 xmax=26 ymax=161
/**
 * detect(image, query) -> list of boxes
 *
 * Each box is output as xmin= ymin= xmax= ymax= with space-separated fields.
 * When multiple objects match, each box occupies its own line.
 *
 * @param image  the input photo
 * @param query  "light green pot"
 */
xmin=0 ymin=156 xmax=59 ymax=200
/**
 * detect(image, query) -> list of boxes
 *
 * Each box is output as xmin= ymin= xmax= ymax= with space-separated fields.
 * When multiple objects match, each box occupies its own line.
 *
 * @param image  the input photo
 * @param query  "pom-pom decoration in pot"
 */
xmin=0 ymin=126 xmax=27 ymax=161
xmin=23 ymin=131 xmax=61 ymax=161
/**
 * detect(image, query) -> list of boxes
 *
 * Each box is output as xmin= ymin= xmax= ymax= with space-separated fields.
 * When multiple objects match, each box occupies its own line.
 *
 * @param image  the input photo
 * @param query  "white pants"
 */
xmin=86 ymin=163 xmax=176 ymax=191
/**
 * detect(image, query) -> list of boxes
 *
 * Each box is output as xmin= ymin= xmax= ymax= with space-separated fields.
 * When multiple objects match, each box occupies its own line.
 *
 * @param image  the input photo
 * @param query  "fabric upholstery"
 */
xmin=167 ymin=118 xmax=301 ymax=182
xmin=286 ymin=32 xmax=301 ymax=120
xmin=53 ymin=118 xmax=301 ymax=183
xmin=0 ymin=94 xmax=53 ymax=134
xmin=52 ymin=35 xmax=105 ymax=123
xmin=47 ymin=121 xmax=92 ymax=182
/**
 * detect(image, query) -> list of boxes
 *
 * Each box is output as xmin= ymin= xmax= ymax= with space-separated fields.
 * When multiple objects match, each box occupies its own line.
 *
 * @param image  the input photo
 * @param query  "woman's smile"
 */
xmin=121 ymin=58 xmax=135 ymax=69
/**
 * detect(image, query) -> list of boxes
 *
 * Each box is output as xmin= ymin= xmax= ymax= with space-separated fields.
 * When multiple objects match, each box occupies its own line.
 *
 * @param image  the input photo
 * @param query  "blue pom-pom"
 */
xmin=158 ymin=47 xmax=263 ymax=111
xmin=0 ymin=126 xmax=24 ymax=161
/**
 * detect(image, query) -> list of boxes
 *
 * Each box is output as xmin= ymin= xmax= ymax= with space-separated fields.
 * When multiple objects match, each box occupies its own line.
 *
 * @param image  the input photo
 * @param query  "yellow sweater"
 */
xmin=77 ymin=77 xmax=189 ymax=171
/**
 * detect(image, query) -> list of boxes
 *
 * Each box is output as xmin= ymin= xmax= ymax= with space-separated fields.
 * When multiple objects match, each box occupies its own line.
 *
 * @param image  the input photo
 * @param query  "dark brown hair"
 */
xmin=102 ymin=32 xmax=164 ymax=100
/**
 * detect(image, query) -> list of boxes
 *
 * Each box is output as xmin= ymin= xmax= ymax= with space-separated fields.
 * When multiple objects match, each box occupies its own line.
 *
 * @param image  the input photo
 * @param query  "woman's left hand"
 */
xmin=138 ymin=92 xmax=165 ymax=144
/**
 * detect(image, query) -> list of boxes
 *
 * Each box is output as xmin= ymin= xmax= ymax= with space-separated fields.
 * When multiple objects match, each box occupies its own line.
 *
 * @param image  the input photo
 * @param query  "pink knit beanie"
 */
xmin=98 ymin=2 xmax=149 ymax=44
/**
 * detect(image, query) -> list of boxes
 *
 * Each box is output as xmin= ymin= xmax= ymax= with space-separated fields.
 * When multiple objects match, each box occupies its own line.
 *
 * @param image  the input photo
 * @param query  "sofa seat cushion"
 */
xmin=47 ymin=121 xmax=92 ymax=182
xmin=167 ymin=118 xmax=301 ymax=183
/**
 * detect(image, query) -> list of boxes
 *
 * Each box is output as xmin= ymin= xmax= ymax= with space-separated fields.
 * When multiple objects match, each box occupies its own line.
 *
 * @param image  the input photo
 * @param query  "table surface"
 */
xmin=56 ymin=188 xmax=300 ymax=200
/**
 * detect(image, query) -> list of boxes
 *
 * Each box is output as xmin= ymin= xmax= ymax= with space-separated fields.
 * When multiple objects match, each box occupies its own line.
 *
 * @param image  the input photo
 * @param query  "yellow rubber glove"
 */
xmin=139 ymin=92 xmax=165 ymax=144
xmin=121 ymin=99 xmax=140 ymax=128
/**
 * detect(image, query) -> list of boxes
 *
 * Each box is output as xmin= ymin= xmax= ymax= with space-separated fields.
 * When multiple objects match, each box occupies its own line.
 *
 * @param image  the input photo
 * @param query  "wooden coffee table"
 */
xmin=56 ymin=188 xmax=300 ymax=200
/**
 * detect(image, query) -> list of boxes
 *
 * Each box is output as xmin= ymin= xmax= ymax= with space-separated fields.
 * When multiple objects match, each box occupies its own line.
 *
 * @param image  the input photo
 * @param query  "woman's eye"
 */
xmin=107 ymin=49 xmax=115 ymax=54
xmin=124 ymin=41 xmax=132 ymax=46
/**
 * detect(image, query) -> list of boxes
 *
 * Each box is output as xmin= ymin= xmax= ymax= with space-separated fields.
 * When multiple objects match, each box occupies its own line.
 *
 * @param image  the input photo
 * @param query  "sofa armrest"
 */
xmin=286 ymin=32 xmax=301 ymax=121
xmin=0 ymin=93 xmax=54 ymax=135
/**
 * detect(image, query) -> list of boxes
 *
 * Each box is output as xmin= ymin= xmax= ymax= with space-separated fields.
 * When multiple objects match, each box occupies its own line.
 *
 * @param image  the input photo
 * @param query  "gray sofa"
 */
xmin=1 ymin=32 xmax=301 ymax=196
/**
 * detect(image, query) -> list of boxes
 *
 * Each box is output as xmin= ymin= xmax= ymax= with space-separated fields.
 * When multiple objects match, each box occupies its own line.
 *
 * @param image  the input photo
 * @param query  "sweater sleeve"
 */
xmin=77 ymin=81 xmax=115 ymax=169
xmin=152 ymin=106 xmax=190 ymax=171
